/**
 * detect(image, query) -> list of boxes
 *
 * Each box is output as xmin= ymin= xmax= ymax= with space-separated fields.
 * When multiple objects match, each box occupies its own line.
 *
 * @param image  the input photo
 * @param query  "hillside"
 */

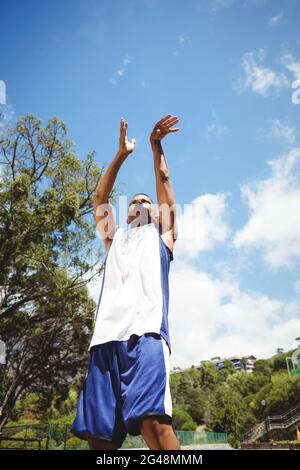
xmin=169 ymin=349 xmax=300 ymax=447
xmin=5 ymin=349 xmax=300 ymax=448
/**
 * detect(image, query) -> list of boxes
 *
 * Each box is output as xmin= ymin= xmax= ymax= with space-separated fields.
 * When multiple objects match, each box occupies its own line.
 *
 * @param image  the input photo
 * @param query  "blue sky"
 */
xmin=1 ymin=0 xmax=300 ymax=367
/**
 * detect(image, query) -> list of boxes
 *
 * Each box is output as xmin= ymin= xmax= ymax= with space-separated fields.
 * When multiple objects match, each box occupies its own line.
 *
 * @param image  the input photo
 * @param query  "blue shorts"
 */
xmin=70 ymin=333 xmax=172 ymax=448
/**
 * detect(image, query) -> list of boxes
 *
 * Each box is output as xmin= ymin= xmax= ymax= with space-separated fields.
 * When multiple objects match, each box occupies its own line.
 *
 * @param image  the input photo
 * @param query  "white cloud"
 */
xmin=281 ymin=51 xmax=300 ymax=104
xmin=122 ymin=56 xmax=131 ymax=66
xmin=141 ymin=79 xmax=148 ymax=89
xmin=281 ymin=51 xmax=300 ymax=81
xmin=236 ymin=49 xmax=300 ymax=99
xmin=174 ymin=193 xmax=231 ymax=260
xmin=110 ymin=55 xmax=132 ymax=85
xmin=233 ymin=148 xmax=300 ymax=269
xmin=209 ymin=0 xmax=236 ymax=12
xmin=169 ymin=261 xmax=300 ymax=368
xmin=205 ymin=122 xmax=229 ymax=141
xmin=235 ymin=49 xmax=289 ymax=96
xmin=172 ymin=34 xmax=191 ymax=57
xmin=205 ymin=112 xmax=229 ymax=141
xmin=178 ymin=34 xmax=191 ymax=45
xmin=294 ymin=280 xmax=300 ymax=296
xmin=208 ymin=0 xmax=268 ymax=13
xmin=269 ymin=119 xmax=296 ymax=145
xmin=0 ymin=104 xmax=15 ymax=138
xmin=0 ymin=80 xmax=15 ymax=137
xmin=268 ymin=13 xmax=283 ymax=27
xmin=0 ymin=80 xmax=6 ymax=105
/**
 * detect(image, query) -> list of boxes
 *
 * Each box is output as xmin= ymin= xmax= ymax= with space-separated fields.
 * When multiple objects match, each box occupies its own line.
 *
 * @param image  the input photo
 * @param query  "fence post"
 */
xmin=63 ymin=424 xmax=68 ymax=450
xmin=24 ymin=424 xmax=28 ymax=449
xmin=45 ymin=424 xmax=50 ymax=450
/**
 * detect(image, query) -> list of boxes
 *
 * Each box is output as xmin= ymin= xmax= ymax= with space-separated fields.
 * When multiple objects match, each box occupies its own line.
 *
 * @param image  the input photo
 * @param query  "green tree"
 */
xmin=199 ymin=361 xmax=218 ymax=389
xmin=227 ymin=370 xmax=269 ymax=399
xmin=0 ymin=114 xmax=116 ymax=430
xmin=185 ymin=387 xmax=208 ymax=424
xmin=210 ymin=383 xmax=255 ymax=448
xmin=273 ymin=349 xmax=297 ymax=372
xmin=248 ymin=373 xmax=300 ymax=421
xmin=217 ymin=359 xmax=235 ymax=382
xmin=172 ymin=406 xmax=197 ymax=431
xmin=253 ymin=359 xmax=273 ymax=376
xmin=264 ymin=373 xmax=300 ymax=415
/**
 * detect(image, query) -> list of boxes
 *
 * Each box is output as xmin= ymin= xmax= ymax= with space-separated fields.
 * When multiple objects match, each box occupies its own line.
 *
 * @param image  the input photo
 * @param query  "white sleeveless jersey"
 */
xmin=89 ymin=222 xmax=173 ymax=352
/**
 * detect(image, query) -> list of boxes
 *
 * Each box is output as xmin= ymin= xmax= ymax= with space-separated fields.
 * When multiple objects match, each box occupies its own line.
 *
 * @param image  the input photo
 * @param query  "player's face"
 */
xmin=127 ymin=195 xmax=154 ymax=224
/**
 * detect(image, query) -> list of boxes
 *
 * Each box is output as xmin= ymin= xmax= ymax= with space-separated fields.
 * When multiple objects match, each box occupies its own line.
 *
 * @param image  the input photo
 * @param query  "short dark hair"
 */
xmin=129 ymin=193 xmax=154 ymax=205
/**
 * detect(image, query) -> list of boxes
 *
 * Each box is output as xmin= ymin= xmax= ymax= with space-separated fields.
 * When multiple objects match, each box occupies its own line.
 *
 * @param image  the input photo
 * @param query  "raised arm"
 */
xmin=150 ymin=114 xmax=180 ymax=252
xmin=94 ymin=117 xmax=136 ymax=251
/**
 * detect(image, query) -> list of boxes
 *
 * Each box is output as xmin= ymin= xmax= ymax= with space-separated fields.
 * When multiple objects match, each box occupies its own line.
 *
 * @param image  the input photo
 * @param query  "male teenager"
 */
xmin=71 ymin=114 xmax=180 ymax=450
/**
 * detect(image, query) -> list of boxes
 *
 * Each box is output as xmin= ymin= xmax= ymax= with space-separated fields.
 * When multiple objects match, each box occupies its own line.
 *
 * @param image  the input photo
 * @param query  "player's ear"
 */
xmin=153 ymin=214 xmax=159 ymax=228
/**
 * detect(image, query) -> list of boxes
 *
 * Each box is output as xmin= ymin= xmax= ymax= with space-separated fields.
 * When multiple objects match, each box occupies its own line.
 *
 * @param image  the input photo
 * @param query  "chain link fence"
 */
xmin=0 ymin=423 xmax=227 ymax=450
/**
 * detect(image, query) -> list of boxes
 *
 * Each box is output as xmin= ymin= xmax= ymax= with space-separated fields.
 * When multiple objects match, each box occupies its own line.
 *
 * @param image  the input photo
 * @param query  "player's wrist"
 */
xmin=150 ymin=138 xmax=161 ymax=148
xmin=117 ymin=149 xmax=129 ymax=160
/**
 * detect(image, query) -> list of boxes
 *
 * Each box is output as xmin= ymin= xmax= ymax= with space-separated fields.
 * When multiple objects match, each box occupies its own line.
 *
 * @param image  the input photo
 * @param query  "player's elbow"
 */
xmin=159 ymin=165 xmax=170 ymax=182
xmin=94 ymin=191 xmax=109 ymax=205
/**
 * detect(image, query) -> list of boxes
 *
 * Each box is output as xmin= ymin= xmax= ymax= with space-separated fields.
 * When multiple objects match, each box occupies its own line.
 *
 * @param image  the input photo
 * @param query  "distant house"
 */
xmin=210 ymin=357 xmax=225 ymax=370
xmin=228 ymin=356 xmax=245 ymax=371
xmin=171 ymin=355 xmax=257 ymax=375
xmin=245 ymin=355 xmax=256 ymax=373
xmin=212 ymin=355 xmax=257 ymax=373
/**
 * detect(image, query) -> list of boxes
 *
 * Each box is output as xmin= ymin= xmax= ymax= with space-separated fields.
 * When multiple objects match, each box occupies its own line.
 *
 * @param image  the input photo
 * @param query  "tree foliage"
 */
xmin=169 ymin=352 xmax=300 ymax=447
xmin=0 ymin=114 xmax=116 ymax=429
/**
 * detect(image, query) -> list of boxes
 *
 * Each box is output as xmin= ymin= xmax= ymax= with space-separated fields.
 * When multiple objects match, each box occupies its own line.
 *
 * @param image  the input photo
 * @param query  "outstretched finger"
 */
xmin=156 ymin=114 xmax=172 ymax=126
xmin=120 ymin=118 xmax=128 ymax=136
xmin=165 ymin=116 xmax=179 ymax=127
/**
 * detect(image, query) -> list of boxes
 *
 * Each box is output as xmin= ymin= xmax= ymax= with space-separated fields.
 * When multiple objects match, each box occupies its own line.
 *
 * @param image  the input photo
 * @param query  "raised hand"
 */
xmin=150 ymin=114 xmax=180 ymax=145
xmin=118 ymin=117 xmax=136 ymax=158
